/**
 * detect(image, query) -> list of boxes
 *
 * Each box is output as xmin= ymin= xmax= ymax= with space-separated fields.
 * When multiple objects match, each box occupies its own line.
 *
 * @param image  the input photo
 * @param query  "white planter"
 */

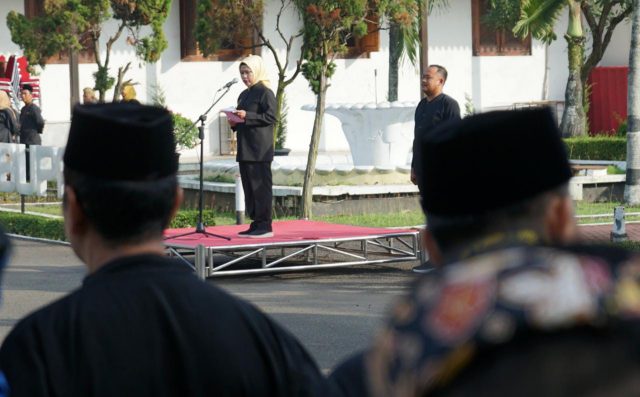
xmin=302 ymin=101 xmax=417 ymax=167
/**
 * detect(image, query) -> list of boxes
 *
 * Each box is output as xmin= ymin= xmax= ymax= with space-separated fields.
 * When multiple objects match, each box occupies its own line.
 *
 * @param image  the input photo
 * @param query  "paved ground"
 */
xmin=0 ymin=239 xmax=414 ymax=372
xmin=578 ymin=222 xmax=640 ymax=241
xmin=0 ymin=222 xmax=636 ymax=372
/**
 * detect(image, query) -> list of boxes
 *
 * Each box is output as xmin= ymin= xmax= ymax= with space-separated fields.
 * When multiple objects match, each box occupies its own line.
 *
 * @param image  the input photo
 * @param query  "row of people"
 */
xmin=0 ymin=85 xmax=43 ymax=145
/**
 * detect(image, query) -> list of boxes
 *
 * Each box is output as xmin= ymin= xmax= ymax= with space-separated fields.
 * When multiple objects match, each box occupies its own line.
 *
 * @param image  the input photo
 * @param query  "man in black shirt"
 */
xmin=411 ymin=65 xmax=460 ymax=184
xmin=411 ymin=65 xmax=460 ymax=273
xmin=19 ymin=84 xmax=44 ymax=181
xmin=18 ymin=84 xmax=44 ymax=146
xmin=0 ymin=103 xmax=333 ymax=397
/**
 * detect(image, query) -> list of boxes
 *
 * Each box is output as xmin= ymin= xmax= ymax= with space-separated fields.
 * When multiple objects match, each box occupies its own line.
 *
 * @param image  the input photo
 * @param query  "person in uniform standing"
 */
xmin=0 ymin=103 xmax=334 ymax=397
xmin=18 ymin=84 xmax=44 ymax=145
xmin=19 ymin=84 xmax=44 ymax=181
xmin=411 ymin=65 xmax=461 ymax=274
xmin=229 ymin=55 xmax=277 ymax=238
xmin=331 ymin=108 xmax=640 ymax=397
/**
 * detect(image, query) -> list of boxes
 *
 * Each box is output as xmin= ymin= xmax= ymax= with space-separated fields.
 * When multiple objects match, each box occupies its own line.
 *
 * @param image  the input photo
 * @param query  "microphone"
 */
xmin=218 ymin=78 xmax=239 ymax=91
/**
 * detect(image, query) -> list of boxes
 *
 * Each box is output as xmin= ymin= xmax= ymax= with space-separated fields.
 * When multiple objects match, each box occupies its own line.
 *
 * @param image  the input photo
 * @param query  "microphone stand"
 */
xmin=169 ymin=84 xmax=235 ymax=241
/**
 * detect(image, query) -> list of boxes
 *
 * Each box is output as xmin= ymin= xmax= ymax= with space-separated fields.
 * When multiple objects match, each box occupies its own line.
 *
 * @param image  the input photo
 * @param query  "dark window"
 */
xmin=23 ymin=0 xmax=95 ymax=64
xmin=341 ymin=15 xmax=380 ymax=59
xmin=471 ymin=0 xmax=531 ymax=56
xmin=179 ymin=0 xmax=254 ymax=62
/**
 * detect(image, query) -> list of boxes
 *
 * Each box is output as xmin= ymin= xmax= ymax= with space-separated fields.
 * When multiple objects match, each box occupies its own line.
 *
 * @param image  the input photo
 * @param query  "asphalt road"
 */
xmin=0 ymin=238 xmax=417 ymax=372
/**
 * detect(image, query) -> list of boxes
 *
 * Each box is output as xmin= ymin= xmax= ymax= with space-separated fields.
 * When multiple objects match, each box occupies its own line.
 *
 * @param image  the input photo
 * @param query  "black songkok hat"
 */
xmin=417 ymin=107 xmax=572 ymax=216
xmin=64 ymin=103 xmax=177 ymax=180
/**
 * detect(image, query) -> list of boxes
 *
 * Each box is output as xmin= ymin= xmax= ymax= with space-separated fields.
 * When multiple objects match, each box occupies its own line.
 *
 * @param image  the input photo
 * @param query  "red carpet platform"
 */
xmin=164 ymin=220 xmax=421 ymax=277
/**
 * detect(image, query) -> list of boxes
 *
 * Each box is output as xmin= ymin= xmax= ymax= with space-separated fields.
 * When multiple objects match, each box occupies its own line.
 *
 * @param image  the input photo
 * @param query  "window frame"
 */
xmin=339 ymin=15 xmax=380 ymax=59
xmin=179 ymin=0 xmax=256 ymax=62
xmin=471 ymin=0 xmax=531 ymax=56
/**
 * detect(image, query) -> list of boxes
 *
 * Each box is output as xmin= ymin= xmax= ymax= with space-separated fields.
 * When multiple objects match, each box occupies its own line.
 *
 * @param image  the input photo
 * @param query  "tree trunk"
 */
xmin=274 ymin=77 xmax=285 ymax=146
xmin=419 ymin=0 xmax=429 ymax=99
xmin=388 ymin=23 xmax=402 ymax=102
xmin=625 ymin=0 xmax=640 ymax=204
xmin=300 ymin=71 xmax=327 ymax=219
xmin=560 ymin=34 xmax=586 ymax=137
xmin=542 ymin=43 xmax=550 ymax=100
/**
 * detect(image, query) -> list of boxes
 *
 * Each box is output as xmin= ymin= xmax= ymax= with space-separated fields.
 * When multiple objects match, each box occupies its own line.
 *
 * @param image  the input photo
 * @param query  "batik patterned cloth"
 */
xmin=367 ymin=242 xmax=640 ymax=397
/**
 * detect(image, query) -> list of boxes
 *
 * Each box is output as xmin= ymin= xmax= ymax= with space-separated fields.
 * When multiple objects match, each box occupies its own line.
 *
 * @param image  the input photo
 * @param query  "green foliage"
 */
xmin=513 ymin=0 xmax=565 ymax=44
xmin=607 ymin=165 xmax=625 ymax=175
xmin=483 ymin=0 xmax=520 ymax=31
xmin=614 ymin=113 xmax=627 ymax=137
xmin=7 ymin=0 xmax=170 ymax=101
xmin=7 ymin=0 xmax=110 ymax=68
xmin=194 ymin=0 xmax=263 ymax=57
xmin=0 ymin=209 xmax=219 ymax=241
xmin=564 ymin=136 xmax=627 ymax=161
xmin=172 ymin=114 xmax=199 ymax=150
xmin=7 ymin=9 xmax=82 ymax=68
xmin=111 ymin=0 xmax=171 ymax=62
xmin=170 ymin=210 xmax=217 ymax=228
xmin=386 ymin=0 xmax=422 ymax=65
xmin=93 ymin=65 xmax=116 ymax=94
xmin=149 ymin=84 xmax=198 ymax=150
xmin=0 ymin=212 xmax=66 ymax=241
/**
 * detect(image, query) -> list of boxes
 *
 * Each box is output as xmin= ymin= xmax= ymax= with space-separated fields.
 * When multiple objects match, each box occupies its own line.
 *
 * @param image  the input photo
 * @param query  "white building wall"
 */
xmin=0 ymin=0 xmax=632 ymax=156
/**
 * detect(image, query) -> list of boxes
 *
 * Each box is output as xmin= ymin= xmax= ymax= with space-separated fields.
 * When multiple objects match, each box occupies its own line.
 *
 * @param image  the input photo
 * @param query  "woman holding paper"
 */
xmin=230 ymin=55 xmax=277 ymax=238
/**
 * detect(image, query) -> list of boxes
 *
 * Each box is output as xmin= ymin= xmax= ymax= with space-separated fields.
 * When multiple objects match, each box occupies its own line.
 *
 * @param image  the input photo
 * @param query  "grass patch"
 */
xmin=203 ymin=175 xmax=236 ymax=184
xmin=318 ymin=211 xmax=424 ymax=228
xmin=3 ymin=201 xmax=640 ymax=241
xmin=607 ymin=165 xmax=625 ymax=175
xmin=0 ymin=203 xmax=63 ymax=217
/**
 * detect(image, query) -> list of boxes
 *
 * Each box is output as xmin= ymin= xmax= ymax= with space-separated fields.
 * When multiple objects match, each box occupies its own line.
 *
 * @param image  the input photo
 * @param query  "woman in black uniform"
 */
xmin=230 ymin=55 xmax=277 ymax=238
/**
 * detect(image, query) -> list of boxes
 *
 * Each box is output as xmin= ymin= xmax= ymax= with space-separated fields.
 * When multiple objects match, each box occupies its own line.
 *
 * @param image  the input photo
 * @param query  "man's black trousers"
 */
xmin=239 ymin=161 xmax=273 ymax=231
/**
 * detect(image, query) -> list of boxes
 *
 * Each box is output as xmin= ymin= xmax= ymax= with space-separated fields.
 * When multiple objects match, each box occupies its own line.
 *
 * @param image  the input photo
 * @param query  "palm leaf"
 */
xmin=514 ymin=0 xmax=566 ymax=44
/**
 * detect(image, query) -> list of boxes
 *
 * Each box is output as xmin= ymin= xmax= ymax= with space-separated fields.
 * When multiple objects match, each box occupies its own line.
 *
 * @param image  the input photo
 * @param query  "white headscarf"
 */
xmin=240 ymin=55 xmax=271 ymax=89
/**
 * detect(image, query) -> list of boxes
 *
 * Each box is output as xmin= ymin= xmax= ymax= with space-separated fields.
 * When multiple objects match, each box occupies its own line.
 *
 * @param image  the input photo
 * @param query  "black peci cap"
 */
xmin=64 ymin=103 xmax=178 ymax=180
xmin=416 ymin=107 xmax=572 ymax=216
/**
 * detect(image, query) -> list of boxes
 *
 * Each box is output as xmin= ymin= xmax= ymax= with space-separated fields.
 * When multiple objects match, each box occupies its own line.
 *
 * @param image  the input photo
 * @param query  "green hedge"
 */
xmin=0 ymin=210 xmax=218 ymax=242
xmin=564 ymin=136 xmax=626 ymax=161
xmin=170 ymin=210 xmax=218 ymax=229
xmin=0 ymin=212 xmax=65 ymax=241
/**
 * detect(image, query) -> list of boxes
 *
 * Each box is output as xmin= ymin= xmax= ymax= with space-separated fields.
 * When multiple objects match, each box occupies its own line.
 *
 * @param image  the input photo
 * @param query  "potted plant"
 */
xmin=173 ymin=113 xmax=199 ymax=150
xmin=149 ymin=84 xmax=200 ymax=151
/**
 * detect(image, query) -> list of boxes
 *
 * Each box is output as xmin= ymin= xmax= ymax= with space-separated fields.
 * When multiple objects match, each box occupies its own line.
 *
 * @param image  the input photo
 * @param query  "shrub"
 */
xmin=0 ymin=210 xmax=217 ymax=241
xmin=173 ymin=113 xmax=199 ymax=150
xmin=0 ymin=212 xmax=66 ymax=241
xmin=170 ymin=210 xmax=217 ymax=229
xmin=564 ymin=136 xmax=626 ymax=161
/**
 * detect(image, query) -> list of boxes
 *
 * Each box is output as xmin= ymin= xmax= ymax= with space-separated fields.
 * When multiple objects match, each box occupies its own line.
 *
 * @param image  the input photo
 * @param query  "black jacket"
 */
xmin=0 ymin=254 xmax=334 ymax=397
xmin=19 ymin=103 xmax=44 ymax=145
xmin=235 ymin=82 xmax=277 ymax=162
xmin=412 ymin=93 xmax=460 ymax=168
xmin=0 ymin=108 xmax=18 ymax=143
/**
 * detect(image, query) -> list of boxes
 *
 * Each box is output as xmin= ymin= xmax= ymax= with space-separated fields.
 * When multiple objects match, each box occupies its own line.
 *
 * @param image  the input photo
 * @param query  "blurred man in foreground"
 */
xmin=332 ymin=108 xmax=640 ymax=397
xmin=0 ymin=103 xmax=332 ymax=397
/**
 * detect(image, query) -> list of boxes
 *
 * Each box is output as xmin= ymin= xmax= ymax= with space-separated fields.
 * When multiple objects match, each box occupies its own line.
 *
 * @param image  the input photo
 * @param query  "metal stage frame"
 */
xmin=165 ymin=230 xmax=422 ymax=278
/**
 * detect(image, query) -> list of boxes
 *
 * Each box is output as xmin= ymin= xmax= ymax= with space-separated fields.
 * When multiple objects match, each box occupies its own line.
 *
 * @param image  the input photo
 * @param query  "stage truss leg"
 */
xmin=166 ymin=231 xmax=420 ymax=278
